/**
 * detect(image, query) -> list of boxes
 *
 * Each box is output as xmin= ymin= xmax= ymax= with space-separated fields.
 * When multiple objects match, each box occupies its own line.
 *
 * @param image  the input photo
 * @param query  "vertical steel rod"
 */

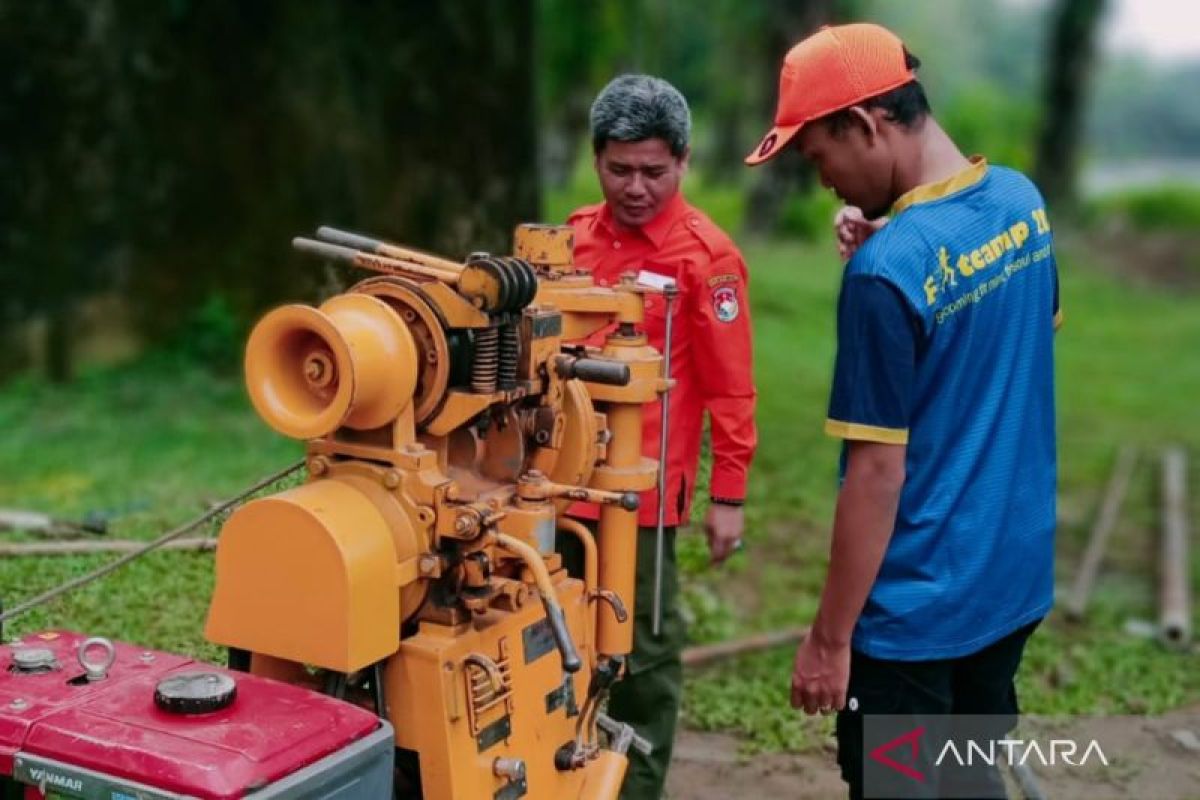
xmin=652 ymin=285 xmax=677 ymax=638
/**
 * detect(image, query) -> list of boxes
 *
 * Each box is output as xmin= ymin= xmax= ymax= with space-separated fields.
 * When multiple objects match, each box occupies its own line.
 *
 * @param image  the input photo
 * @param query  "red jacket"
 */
xmin=566 ymin=192 xmax=757 ymax=527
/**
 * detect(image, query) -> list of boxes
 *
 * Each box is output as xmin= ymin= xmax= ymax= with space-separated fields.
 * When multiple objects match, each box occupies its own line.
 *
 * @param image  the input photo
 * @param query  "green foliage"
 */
xmin=939 ymin=84 xmax=1037 ymax=172
xmin=1088 ymin=185 xmax=1200 ymax=233
xmin=169 ymin=295 xmax=245 ymax=369
xmin=776 ymin=190 xmax=840 ymax=241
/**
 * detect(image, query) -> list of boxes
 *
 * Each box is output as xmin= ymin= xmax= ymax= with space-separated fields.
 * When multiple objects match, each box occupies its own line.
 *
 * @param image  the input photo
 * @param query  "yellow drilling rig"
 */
xmin=205 ymin=223 xmax=666 ymax=799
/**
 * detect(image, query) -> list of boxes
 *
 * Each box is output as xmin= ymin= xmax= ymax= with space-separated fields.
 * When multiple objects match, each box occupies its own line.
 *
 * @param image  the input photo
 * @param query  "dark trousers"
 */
xmin=558 ymin=522 xmax=685 ymax=800
xmin=836 ymin=620 xmax=1041 ymax=800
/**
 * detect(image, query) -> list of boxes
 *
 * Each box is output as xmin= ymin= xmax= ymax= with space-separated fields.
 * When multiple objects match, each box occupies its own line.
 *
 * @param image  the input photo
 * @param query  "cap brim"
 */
xmin=744 ymin=121 xmax=805 ymax=166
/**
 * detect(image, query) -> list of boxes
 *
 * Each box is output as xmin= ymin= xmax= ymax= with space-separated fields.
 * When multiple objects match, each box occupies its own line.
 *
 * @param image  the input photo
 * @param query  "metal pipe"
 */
xmin=1160 ymin=446 xmax=1191 ymax=648
xmin=652 ymin=285 xmax=678 ymax=637
xmin=557 ymin=518 xmax=598 ymax=598
xmin=495 ymin=533 xmax=582 ymax=672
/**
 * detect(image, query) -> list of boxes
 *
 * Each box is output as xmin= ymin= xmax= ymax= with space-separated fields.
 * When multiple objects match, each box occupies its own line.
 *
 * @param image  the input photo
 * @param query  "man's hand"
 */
xmin=834 ymin=206 xmax=888 ymax=261
xmin=790 ymin=631 xmax=851 ymax=715
xmin=705 ymin=503 xmax=744 ymax=566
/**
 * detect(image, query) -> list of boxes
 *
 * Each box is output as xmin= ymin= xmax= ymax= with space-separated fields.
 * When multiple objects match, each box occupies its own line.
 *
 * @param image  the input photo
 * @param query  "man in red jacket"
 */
xmin=564 ymin=74 xmax=757 ymax=800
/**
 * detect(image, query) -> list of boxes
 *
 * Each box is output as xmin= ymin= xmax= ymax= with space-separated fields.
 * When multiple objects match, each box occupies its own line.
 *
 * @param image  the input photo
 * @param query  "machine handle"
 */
xmin=545 ymin=604 xmax=583 ymax=674
xmin=555 ymin=356 xmax=630 ymax=386
xmin=495 ymin=533 xmax=582 ymax=674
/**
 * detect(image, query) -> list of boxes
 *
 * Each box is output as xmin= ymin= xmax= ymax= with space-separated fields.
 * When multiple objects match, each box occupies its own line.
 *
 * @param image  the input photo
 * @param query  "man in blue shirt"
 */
xmin=746 ymin=23 xmax=1059 ymax=798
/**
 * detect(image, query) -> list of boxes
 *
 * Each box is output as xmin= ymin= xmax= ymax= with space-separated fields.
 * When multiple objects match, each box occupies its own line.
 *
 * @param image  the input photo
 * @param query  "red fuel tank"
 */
xmin=0 ymin=631 xmax=392 ymax=799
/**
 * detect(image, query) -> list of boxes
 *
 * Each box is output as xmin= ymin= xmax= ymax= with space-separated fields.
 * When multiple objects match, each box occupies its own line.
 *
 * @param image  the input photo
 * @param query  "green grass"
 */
xmin=1 ymin=220 xmax=1198 ymax=755
xmin=0 ymin=355 xmax=301 ymax=662
xmin=1087 ymin=184 xmax=1200 ymax=234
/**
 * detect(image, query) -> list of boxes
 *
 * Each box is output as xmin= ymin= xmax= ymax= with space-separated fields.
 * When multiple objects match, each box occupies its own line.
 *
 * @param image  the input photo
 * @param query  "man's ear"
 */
xmin=847 ymin=106 xmax=879 ymax=144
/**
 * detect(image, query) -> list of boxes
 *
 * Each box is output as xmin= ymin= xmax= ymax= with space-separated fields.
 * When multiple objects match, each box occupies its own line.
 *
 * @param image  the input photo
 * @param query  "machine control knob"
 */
xmin=11 ymin=648 xmax=58 ymax=674
xmin=154 ymin=671 xmax=238 ymax=714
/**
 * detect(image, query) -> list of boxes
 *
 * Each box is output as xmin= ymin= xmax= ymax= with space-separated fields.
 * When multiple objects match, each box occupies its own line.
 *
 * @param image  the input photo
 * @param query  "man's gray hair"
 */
xmin=590 ymin=74 xmax=691 ymax=158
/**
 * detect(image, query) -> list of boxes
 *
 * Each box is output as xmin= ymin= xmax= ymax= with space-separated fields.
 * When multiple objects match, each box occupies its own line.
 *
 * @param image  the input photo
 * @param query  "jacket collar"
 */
xmin=892 ymin=156 xmax=988 ymax=214
xmin=598 ymin=191 xmax=687 ymax=249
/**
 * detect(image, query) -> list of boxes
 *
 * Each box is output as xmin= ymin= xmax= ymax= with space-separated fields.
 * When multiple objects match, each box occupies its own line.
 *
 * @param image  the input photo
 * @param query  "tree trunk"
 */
xmin=744 ymin=0 xmax=836 ymax=238
xmin=1033 ymin=0 xmax=1108 ymax=213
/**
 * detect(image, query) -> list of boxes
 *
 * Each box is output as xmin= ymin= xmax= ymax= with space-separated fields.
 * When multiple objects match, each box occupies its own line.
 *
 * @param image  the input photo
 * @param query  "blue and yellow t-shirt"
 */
xmin=827 ymin=158 xmax=1058 ymax=660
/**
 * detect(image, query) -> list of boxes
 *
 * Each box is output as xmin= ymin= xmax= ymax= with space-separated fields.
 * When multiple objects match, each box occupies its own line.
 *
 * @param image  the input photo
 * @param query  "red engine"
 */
xmin=0 ymin=631 xmax=393 ymax=799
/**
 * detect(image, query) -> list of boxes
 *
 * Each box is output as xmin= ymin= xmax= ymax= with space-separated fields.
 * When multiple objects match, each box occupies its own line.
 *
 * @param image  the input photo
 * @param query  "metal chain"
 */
xmin=0 ymin=460 xmax=305 ymax=625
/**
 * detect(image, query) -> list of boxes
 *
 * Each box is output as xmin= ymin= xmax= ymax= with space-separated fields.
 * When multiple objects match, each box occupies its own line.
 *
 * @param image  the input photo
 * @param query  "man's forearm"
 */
xmin=810 ymin=443 xmax=905 ymax=647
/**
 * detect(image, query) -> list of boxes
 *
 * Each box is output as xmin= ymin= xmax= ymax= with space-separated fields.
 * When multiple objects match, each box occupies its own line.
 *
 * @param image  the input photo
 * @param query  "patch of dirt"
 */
xmin=667 ymin=705 xmax=1200 ymax=799
xmin=667 ymin=730 xmax=844 ymax=800
xmin=1062 ymin=226 xmax=1200 ymax=292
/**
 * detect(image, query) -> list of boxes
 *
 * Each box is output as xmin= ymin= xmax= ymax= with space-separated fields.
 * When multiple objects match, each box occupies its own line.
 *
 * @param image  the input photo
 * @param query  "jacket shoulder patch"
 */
xmin=684 ymin=212 xmax=734 ymax=258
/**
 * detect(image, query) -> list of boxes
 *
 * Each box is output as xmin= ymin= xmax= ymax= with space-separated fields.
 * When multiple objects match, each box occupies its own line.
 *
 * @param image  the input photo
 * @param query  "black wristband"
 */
xmin=710 ymin=496 xmax=744 ymax=507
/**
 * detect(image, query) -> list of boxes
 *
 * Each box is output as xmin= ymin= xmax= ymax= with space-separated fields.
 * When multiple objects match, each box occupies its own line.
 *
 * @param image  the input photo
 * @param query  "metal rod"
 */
xmin=1159 ymin=446 xmax=1191 ymax=648
xmin=293 ymin=237 xmax=460 ymax=283
xmin=1065 ymin=445 xmax=1138 ymax=620
xmin=652 ymin=285 xmax=678 ymax=638
xmin=316 ymin=226 xmax=465 ymax=274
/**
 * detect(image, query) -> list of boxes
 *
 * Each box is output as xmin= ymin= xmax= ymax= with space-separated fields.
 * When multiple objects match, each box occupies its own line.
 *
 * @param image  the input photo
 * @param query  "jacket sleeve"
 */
xmin=687 ymin=250 xmax=757 ymax=501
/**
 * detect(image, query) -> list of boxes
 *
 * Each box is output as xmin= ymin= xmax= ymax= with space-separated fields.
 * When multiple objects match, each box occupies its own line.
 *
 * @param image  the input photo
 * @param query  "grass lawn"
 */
xmin=1 ymin=225 xmax=1197 ymax=752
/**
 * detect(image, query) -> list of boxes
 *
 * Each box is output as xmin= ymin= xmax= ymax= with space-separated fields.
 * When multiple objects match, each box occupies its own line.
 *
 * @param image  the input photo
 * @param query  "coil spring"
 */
xmin=471 ymin=327 xmax=500 ymax=394
xmin=498 ymin=325 xmax=520 ymax=390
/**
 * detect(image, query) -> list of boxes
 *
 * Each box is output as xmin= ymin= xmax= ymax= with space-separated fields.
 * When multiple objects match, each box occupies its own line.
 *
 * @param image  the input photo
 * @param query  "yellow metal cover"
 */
xmin=205 ymin=478 xmax=400 ymax=673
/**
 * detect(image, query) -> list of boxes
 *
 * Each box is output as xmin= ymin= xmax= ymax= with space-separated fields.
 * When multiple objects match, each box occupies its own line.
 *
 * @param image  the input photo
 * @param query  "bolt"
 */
xmin=383 ymin=470 xmax=401 ymax=489
xmin=139 ymin=651 xmax=156 ymax=664
xmin=308 ymin=457 xmax=328 ymax=477
xmin=9 ymin=698 xmax=28 ymax=711
xmin=455 ymin=515 xmax=475 ymax=534
xmin=418 ymin=555 xmax=438 ymax=576
xmin=493 ymin=757 xmax=526 ymax=781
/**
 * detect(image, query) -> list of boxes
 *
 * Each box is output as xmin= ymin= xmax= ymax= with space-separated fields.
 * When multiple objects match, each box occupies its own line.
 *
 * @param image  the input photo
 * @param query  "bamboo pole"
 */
xmin=682 ymin=627 xmax=808 ymax=668
xmin=1159 ymin=446 xmax=1191 ymax=648
xmin=1064 ymin=446 xmax=1138 ymax=621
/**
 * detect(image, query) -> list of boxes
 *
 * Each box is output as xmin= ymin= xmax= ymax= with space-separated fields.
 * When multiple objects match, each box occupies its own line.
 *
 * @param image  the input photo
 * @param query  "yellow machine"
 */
xmin=204 ymin=224 xmax=665 ymax=799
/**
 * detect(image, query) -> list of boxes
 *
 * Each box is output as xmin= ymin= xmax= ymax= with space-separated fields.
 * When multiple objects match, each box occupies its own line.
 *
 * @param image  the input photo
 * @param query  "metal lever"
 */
xmin=518 ymin=471 xmax=639 ymax=512
xmin=591 ymin=588 xmax=629 ymax=623
xmin=494 ymin=533 xmax=582 ymax=673
xmin=652 ymin=284 xmax=678 ymax=637
xmin=596 ymin=711 xmax=652 ymax=756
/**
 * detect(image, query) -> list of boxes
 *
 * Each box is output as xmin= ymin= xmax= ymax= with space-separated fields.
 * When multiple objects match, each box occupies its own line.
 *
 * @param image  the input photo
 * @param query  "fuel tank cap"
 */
xmin=154 ymin=671 xmax=237 ymax=714
xmin=10 ymin=648 xmax=58 ymax=674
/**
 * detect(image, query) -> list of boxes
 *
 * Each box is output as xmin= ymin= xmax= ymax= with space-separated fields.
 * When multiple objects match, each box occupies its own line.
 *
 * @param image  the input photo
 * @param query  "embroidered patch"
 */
xmin=707 ymin=273 xmax=739 ymax=288
xmin=712 ymin=286 xmax=739 ymax=323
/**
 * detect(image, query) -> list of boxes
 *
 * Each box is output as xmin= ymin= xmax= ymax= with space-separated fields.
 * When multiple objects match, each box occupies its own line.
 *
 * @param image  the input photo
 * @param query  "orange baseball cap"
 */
xmin=745 ymin=23 xmax=916 ymax=166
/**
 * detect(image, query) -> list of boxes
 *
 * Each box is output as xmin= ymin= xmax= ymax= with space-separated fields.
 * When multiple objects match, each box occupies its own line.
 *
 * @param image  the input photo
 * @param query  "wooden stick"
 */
xmin=0 ymin=537 xmax=216 ymax=557
xmin=682 ymin=627 xmax=808 ymax=668
xmin=1064 ymin=445 xmax=1138 ymax=620
xmin=1159 ymin=446 xmax=1191 ymax=648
